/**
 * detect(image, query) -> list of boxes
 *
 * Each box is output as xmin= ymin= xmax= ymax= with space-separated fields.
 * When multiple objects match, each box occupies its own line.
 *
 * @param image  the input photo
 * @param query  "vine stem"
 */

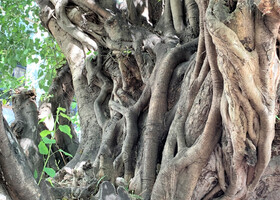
xmin=38 ymin=143 xmax=53 ymax=185
xmin=38 ymin=107 xmax=61 ymax=185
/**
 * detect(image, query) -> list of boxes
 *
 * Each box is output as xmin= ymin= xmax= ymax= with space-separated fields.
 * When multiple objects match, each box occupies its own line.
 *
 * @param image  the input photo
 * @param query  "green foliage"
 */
xmin=34 ymin=169 xmax=38 ymax=179
xmin=38 ymin=141 xmax=48 ymax=155
xmin=47 ymin=177 xmax=54 ymax=187
xmin=122 ymin=47 xmax=132 ymax=56
xmin=40 ymin=94 xmax=54 ymax=102
xmin=0 ymin=0 xmax=37 ymax=70
xmin=0 ymin=0 xmax=65 ymax=103
xmin=2 ymin=99 xmax=7 ymax=105
xmin=40 ymin=130 xmax=51 ymax=138
xmin=42 ymin=137 xmax=56 ymax=144
xmin=71 ymin=101 xmax=77 ymax=109
xmin=130 ymin=194 xmax=144 ymax=200
xmin=124 ymin=187 xmax=144 ymax=200
xmin=60 ymin=112 xmax=71 ymax=121
xmin=37 ymin=106 xmax=73 ymax=185
xmin=43 ymin=167 xmax=56 ymax=178
xmin=70 ymin=101 xmax=80 ymax=134
xmin=0 ymin=77 xmax=28 ymax=103
xmin=58 ymin=125 xmax=72 ymax=139
xmin=56 ymin=107 xmax=66 ymax=115
xmin=94 ymin=175 xmax=107 ymax=194
xmin=86 ymin=50 xmax=98 ymax=60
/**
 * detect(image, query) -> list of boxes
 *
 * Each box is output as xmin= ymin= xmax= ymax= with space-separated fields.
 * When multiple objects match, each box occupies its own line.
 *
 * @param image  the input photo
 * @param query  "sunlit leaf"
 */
xmin=33 ymin=57 xmax=39 ymax=63
xmin=43 ymin=167 xmax=56 ymax=177
xmin=42 ymin=137 xmax=56 ymax=144
xmin=60 ymin=112 xmax=70 ymax=121
xmin=71 ymin=101 xmax=77 ymax=109
xmin=38 ymin=141 xmax=48 ymax=155
xmin=38 ymin=117 xmax=47 ymax=124
xmin=58 ymin=125 xmax=72 ymax=139
xmin=40 ymin=130 xmax=51 ymax=138
xmin=2 ymin=99 xmax=7 ymax=105
xmin=57 ymin=107 xmax=66 ymax=113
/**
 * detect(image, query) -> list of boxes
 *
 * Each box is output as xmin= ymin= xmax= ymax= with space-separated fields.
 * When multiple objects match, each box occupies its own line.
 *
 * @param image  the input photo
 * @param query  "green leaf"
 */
xmin=34 ymin=169 xmax=38 ymax=179
xmin=33 ymin=57 xmax=39 ymax=64
xmin=71 ymin=102 xmax=77 ymax=109
xmin=58 ymin=125 xmax=72 ymax=139
xmin=42 ymin=137 xmax=56 ymax=144
xmin=57 ymin=107 xmax=66 ymax=113
xmin=2 ymin=99 xmax=7 ymax=105
xmin=60 ymin=112 xmax=70 ymax=121
xmin=58 ymin=149 xmax=73 ymax=158
xmin=43 ymin=167 xmax=56 ymax=177
xmin=276 ymin=115 xmax=280 ymax=121
xmin=40 ymin=130 xmax=51 ymax=138
xmin=38 ymin=141 xmax=48 ymax=155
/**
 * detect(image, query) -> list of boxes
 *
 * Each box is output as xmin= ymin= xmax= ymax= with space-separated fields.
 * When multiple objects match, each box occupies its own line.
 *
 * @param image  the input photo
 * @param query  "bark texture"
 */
xmin=0 ymin=108 xmax=47 ymax=200
xmin=11 ymin=89 xmax=43 ymax=181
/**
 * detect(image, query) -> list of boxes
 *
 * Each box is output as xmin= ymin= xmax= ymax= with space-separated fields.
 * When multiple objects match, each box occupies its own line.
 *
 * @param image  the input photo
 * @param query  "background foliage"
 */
xmin=0 ymin=0 xmax=65 ymax=98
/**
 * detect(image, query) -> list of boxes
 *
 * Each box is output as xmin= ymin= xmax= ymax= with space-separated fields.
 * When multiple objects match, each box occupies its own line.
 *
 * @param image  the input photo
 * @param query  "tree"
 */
xmin=1 ymin=0 xmax=280 ymax=199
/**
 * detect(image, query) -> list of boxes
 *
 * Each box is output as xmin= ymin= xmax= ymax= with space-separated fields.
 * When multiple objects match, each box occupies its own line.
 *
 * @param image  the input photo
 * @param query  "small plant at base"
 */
xmin=122 ymin=47 xmax=133 ymax=57
xmin=130 ymin=193 xmax=144 ymax=200
xmin=94 ymin=175 xmax=107 ymax=194
xmin=124 ymin=186 xmax=144 ymax=200
xmin=86 ymin=50 xmax=98 ymax=61
xmin=37 ymin=106 xmax=73 ymax=185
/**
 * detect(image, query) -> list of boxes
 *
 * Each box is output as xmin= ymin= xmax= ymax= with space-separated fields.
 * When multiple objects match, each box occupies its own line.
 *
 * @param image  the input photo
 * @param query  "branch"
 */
xmin=126 ymin=0 xmax=138 ymax=24
xmin=185 ymin=0 xmax=199 ymax=36
xmin=11 ymin=89 xmax=43 ymax=181
xmin=0 ymin=108 xmax=49 ymax=200
xmin=206 ymin=0 xmax=266 ymax=116
xmin=143 ymin=39 xmax=198 ymax=199
xmin=170 ymin=0 xmax=185 ymax=32
xmin=71 ymin=0 xmax=112 ymax=19
xmin=54 ymin=0 xmax=98 ymax=50
xmin=164 ymin=0 xmax=175 ymax=34
xmin=66 ymin=7 xmax=106 ymax=46
xmin=35 ymin=0 xmax=55 ymax=29
xmin=85 ymin=48 xmax=112 ymax=128
xmin=255 ymin=0 xmax=280 ymax=19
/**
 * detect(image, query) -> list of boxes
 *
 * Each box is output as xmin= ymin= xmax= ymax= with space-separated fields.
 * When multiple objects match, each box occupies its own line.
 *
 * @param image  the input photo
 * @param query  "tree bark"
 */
xmin=0 ymin=107 xmax=48 ymax=200
xmin=2 ymin=0 xmax=279 ymax=199
xmin=11 ymin=89 xmax=43 ymax=181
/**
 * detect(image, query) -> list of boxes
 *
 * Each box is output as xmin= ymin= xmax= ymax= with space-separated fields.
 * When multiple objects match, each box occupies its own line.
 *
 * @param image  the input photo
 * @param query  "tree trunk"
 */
xmin=2 ymin=0 xmax=280 ymax=199
xmin=0 ymin=108 xmax=48 ymax=200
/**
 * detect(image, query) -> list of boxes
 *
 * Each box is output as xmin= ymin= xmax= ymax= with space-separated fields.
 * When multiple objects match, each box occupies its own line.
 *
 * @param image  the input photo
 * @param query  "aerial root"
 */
xmin=202 ymin=185 xmax=221 ymax=200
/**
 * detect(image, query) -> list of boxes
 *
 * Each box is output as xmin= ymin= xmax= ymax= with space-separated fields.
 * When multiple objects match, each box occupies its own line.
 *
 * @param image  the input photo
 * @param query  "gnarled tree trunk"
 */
xmin=2 ymin=0 xmax=280 ymax=199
